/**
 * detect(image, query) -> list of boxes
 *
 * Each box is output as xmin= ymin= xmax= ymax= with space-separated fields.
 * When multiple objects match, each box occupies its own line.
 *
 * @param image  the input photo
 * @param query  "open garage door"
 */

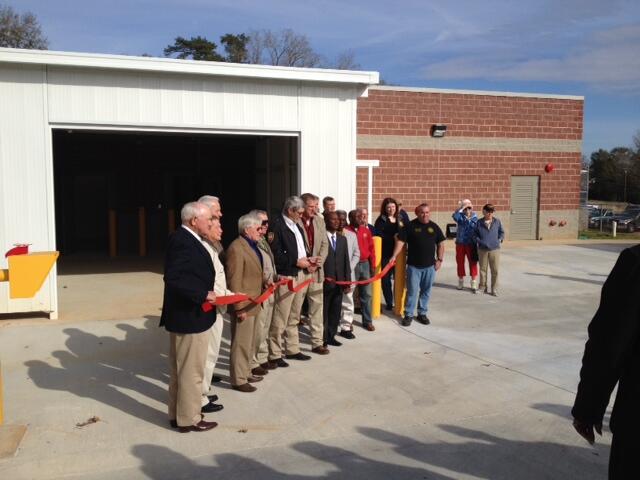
xmin=51 ymin=129 xmax=297 ymax=321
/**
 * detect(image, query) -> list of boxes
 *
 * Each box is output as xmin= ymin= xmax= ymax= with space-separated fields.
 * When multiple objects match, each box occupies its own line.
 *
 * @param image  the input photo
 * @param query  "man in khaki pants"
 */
xmin=226 ymin=213 xmax=266 ymax=392
xmin=472 ymin=204 xmax=505 ymax=297
xmin=287 ymin=193 xmax=330 ymax=357
xmin=160 ymin=201 xmax=218 ymax=433
xmin=250 ymin=210 xmax=278 ymax=374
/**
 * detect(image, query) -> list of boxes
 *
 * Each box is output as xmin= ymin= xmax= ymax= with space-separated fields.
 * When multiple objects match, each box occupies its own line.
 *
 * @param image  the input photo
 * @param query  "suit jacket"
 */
xmin=324 ymin=233 xmax=351 ymax=284
xmin=341 ymin=229 xmax=360 ymax=281
xmin=299 ymin=215 xmax=329 ymax=282
xmin=268 ymin=214 xmax=307 ymax=277
xmin=225 ymin=236 xmax=264 ymax=317
xmin=160 ymin=226 xmax=216 ymax=334
xmin=572 ymin=244 xmax=640 ymax=434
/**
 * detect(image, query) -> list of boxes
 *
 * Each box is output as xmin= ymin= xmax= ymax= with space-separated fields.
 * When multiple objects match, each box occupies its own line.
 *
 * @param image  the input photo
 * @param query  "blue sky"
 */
xmin=16 ymin=0 xmax=640 ymax=157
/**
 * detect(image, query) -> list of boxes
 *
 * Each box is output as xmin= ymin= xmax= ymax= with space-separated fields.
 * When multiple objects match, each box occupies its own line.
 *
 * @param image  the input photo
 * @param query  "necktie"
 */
xmin=331 ymin=234 xmax=336 ymax=250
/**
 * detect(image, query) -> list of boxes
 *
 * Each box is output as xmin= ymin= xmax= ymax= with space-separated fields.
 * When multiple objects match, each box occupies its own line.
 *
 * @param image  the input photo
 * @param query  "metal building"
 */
xmin=0 ymin=48 xmax=378 ymax=318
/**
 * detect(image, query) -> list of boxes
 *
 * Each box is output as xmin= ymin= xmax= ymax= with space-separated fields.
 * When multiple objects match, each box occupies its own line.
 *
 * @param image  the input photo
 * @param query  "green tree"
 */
xmin=163 ymin=36 xmax=224 ymax=61
xmin=0 ymin=5 xmax=48 ymax=49
xmin=220 ymin=33 xmax=249 ymax=63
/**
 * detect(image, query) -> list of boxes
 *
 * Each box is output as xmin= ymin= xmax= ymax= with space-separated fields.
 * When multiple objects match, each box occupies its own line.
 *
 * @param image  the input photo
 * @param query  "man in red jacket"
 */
xmin=346 ymin=208 xmax=376 ymax=331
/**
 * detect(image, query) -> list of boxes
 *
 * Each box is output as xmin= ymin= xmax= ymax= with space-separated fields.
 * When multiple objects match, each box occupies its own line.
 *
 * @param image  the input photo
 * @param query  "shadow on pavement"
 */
xmin=524 ymin=272 xmax=605 ymax=286
xmin=131 ymin=423 xmax=606 ymax=480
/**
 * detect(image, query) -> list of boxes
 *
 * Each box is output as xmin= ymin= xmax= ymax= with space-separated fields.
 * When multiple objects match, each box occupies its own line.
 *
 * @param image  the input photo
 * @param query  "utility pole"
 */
xmin=624 ymin=169 xmax=628 ymax=202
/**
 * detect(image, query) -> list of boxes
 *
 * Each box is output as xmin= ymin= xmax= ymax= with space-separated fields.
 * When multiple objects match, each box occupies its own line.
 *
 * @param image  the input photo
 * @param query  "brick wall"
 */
xmin=356 ymin=88 xmax=584 ymax=238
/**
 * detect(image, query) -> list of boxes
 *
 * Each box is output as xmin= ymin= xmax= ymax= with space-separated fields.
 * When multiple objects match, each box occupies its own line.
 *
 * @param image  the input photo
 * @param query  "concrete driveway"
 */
xmin=0 ymin=241 xmax=631 ymax=479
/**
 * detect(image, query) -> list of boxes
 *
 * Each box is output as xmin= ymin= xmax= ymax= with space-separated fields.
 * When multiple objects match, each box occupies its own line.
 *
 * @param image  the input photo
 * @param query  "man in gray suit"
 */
xmin=337 ymin=209 xmax=360 ymax=339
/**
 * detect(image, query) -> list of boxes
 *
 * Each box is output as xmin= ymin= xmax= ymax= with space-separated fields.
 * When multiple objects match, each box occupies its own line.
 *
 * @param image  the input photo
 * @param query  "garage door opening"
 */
xmin=53 ymin=128 xmax=298 ymax=267
xmin=52 ymin=129 xmax=298 ymax=321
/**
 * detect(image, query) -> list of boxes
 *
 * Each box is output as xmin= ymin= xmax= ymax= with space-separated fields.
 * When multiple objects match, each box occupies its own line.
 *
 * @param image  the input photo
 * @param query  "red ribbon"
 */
xmin=324 ymin=259 xmax=396 ymax=286
xmin=201 ymin=277 xmax=315 ymax=312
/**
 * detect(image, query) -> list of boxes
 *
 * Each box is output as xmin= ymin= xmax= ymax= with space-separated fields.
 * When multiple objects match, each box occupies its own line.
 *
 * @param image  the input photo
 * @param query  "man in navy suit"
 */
xmin=160 ymin=201 xmax=218 ymax=433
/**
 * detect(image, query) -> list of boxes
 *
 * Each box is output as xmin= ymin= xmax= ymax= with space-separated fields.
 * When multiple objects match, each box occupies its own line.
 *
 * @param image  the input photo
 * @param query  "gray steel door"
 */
xmin=510 ymin=176 xmax=539 ymax=240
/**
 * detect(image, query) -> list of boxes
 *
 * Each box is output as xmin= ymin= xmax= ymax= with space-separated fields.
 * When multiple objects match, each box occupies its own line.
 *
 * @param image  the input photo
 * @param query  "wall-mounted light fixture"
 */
xmin=431 ymin=124 xmax=447 ymax=138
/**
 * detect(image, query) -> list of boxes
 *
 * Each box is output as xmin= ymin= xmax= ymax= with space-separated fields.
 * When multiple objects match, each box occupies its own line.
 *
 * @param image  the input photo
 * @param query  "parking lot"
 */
xmin=0 ymin=240 xmax=633 ymax=479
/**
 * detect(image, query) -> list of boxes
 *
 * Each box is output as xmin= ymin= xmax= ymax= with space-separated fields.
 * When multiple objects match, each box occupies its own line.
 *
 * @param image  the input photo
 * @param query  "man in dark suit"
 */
xmin=160 ymin=201 xmax=218 ymax=433
xmin=322 ymin=211 xmax=351 ymax=348
xmin=572 ymin=244 xmax=640 ymax=478
xmin=267 ymin=196 xmax=314 ymax=366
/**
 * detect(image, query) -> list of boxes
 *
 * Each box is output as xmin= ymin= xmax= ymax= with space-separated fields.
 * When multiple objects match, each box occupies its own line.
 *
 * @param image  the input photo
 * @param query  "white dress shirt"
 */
xmin=283 ymin=214 xmax=307 ymax=259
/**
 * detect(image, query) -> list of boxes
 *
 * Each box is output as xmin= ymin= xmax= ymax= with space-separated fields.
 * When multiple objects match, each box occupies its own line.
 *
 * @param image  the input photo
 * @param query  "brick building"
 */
xmin=356 ymin=86 xmax=584 ymax=240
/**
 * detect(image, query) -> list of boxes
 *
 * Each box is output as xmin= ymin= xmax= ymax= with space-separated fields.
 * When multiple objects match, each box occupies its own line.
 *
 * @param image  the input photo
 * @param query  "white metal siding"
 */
xmin=0 ymin=64 xmax=56 ymax=314
xmin=0 ymin=63 xmax=363 ymax=316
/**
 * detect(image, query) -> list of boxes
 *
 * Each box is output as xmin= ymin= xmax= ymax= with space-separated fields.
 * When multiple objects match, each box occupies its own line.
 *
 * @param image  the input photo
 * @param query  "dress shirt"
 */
xmin=302 ymin=216 xmax=315 ymax=253
xmin=327 ymin=231 xmax=337 ymax=250
xmin=211 ymin=249 xmax=233 ymax=314
xmin=346 ymin=224 xmax=376 ymax=267
xmin=283 ymin=214 xmax=307 ymax=259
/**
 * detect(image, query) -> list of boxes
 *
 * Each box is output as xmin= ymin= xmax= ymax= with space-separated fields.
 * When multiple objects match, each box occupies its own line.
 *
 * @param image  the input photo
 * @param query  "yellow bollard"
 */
xmin=393 ymin=244 xmax=407 ymax=317
xmin=0 ymin=360 xmax=3 ymax=425
xmin=371 ymin=236 xmax=382 ymax=318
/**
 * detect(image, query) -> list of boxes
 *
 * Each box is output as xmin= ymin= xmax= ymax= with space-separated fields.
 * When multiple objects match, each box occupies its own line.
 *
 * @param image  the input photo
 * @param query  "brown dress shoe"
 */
xmin=178 ymin=420 xmax=218 ymax=433
xmin=252 ymin=366 xmax=269 ymax=376
xmin=311 ymin=346 xmax=330 ymax=355
xmin=247 ymin=375 xmax=263 ymax=383
xmin=365 ymin=323 xmax=375 ymax=331
xmin=261 ymin=361 xmax=276 ymax=370
xmin=232 ymin=383 xmax=257 ymax=392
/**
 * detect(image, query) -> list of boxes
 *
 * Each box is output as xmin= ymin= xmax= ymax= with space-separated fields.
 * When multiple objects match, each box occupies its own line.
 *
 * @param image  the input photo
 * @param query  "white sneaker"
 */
xmin=471 ymin=279 xmax=478 ymax=294
xmin=457 ymin=278 xmax=464 ymax=290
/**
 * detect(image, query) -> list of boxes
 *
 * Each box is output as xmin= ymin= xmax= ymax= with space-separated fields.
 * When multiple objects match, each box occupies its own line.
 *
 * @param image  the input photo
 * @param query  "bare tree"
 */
xmin=332 ymin=50 xmax=360 ymax=70
xmin=0 ymin=5 xmax=48 ymax=49
xmin=247 ymin=28 xmax=322 ymax=67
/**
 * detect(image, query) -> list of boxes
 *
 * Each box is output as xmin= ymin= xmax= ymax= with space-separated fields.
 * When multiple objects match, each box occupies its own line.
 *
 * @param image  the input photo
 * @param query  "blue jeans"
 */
xmin=404 ymin=265 xmax=436 ymax=317
xmin=354 ymin=261 xmax=372 ymax=325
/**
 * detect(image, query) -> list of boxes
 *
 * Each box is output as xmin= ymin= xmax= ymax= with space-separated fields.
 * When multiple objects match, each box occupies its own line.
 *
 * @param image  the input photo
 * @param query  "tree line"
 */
xmin=588 ymin=133 xmax=640 ymax=204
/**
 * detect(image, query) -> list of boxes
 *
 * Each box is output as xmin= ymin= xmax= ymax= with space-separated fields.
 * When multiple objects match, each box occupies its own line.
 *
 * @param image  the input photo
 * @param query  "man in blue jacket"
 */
xmin=472 ymin=204 xmax=504 ymax=296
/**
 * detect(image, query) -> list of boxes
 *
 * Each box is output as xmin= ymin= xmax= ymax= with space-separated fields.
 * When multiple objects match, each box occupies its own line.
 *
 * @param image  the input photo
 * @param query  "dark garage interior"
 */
xmin=52 ymin=129 xmax=297 ymax=264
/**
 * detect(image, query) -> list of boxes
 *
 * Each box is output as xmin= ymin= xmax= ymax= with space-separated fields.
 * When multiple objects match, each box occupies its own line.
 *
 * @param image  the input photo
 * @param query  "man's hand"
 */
xmin=343 ymin=286 xmax=352 ymax=293
xmin=307 ymin=264 xmax=318 ymax=273
xmin=572 ymin=418 xmax=602 ymax=445
xmin=236 ymin=312 xmax=247 ymax=322
xmin=206 ymin=291 xmax=216 ymax=303
xmin=434 ymin=259 xmax=443 ymax=271
xmin=296 ymin=258 xmax=311 ymax=269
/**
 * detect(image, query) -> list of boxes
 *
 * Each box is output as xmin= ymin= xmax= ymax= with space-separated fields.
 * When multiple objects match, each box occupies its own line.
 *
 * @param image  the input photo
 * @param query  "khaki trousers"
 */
xmin=478 ymin=248 xmax=500 ymax=293
xmin=339 ymin=290 xmax=355 ymax=332
xmin=252 ymin=295 xmax=275 ymax=368
xmin=230 ymin=314 xmax=258 ymax=386
xmin=201 ymin=313 xmax=224 ymax=406
xmin=287 ymin=271 xmax=324 ymax=352
xmin=168 ymin=331 xmax=209 ymax=427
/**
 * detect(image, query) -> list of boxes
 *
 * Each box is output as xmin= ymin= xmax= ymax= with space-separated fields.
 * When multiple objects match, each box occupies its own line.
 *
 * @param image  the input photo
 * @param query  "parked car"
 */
xmin=610 ymin=209 xmax=640 ymax=232
xmin=588 ymin=209 xmax=614 ymax=228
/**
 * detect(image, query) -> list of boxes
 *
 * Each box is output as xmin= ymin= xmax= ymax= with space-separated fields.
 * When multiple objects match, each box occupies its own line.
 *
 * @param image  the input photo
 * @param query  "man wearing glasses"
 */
xmin=267 ymin=196 xmax=315 ymax=367
xmin=250 ymin=210 xmax=279 ymax=375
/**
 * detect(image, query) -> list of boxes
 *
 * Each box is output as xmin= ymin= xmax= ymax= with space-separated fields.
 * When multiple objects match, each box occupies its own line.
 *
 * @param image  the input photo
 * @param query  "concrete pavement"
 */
xmin=0 ymin=241 xmax=631 ymax=479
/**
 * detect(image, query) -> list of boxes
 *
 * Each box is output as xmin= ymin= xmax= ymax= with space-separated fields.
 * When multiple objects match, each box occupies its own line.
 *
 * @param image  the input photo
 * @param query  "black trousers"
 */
xmin=323 ymin=283 xmax=343 ymax=344
xmin=609 ymin=431 xmax=635 ymax=479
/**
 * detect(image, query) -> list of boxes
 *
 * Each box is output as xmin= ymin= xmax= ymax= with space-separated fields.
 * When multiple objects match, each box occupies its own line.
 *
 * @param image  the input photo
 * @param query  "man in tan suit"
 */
xmin=286 ymin=193 xmax=330 ymax=357
xmin=225 ymin=212 xmax=265 ymax=392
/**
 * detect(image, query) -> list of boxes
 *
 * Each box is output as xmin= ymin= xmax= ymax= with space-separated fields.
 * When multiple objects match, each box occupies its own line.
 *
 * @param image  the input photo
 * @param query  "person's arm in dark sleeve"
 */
xmin=164 ymin=240 xmax=209 ymax=305
xmin=572 ymin=248 xmax=640 ymax=440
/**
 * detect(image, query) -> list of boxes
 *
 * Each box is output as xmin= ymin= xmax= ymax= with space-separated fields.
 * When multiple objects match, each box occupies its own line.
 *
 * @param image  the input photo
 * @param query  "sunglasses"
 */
xmin=261 ymin=220 xmax=269 ymax=226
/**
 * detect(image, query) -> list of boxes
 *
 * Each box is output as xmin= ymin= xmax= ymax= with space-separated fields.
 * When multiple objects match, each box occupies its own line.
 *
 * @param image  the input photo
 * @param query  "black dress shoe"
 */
xmin=285 ymin=352 xmax=311 ymax=361
xmin=339 ymin=330 xmax=356 ymax=340
xmin=268 ymin=358 xmax=289 ymax=368
xmin=178 ymin=420 xmax=218 ymax=433
xmin=211 ymin=374 xmax=222 ymax=383
xmin=252 ymin=366 xmax=269 ymax=376
xmin=385 ymin=304 xmax=394 ymax=311
xmin=261 ymin=361 xmax=276 ymax=370
xmin=401 ymin=316 xmax=414 ymax=326
xmin=201 ymin=401 xmax=224 ymax=413
xmin=416 ymin=314 xmax=430 ymax=325
xmin=207 ymin=394 xmax=219 ymax=403
xmin=327 ymin=338 xmax=342 ymax=347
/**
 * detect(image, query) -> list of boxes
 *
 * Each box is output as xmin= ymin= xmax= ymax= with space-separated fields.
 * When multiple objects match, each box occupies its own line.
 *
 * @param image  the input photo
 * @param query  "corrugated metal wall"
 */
xmin=0 ymin=63 xmax=360 ymax=316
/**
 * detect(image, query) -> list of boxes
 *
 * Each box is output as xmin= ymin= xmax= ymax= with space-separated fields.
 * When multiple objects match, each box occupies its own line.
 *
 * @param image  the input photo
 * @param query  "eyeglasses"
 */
xmin=261 ymin=220 xmax=269 ymax=226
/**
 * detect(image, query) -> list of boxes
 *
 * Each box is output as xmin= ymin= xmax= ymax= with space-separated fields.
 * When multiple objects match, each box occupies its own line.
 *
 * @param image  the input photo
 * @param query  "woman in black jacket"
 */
xmin=374 ymin=197 xmax=401 ymax=310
